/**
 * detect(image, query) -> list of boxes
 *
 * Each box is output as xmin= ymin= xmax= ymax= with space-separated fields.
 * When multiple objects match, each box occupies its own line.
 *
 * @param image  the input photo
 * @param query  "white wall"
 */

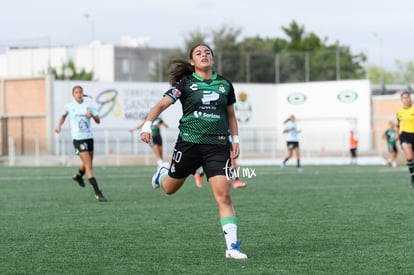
xmin=6 ymin=47 xmax=68 ymax=77
xmin=0 ymin=55 xmax=6 ymax=76
xmin=75 ymin=43 xmax=114 ymax=81
xmin=53 ymin=79 xmax=372 ymax=154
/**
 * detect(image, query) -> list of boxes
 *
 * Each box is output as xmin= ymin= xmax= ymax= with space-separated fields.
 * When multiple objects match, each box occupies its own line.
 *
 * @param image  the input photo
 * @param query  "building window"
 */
xmin=122 ymin=59 xmax=130 ymax=74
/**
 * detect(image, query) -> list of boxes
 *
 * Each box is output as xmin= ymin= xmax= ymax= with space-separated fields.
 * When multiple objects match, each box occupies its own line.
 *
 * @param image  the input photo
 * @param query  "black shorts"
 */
xmin=73 ymin=139 xmax=94 ymax=155
xmin=168 ymin=140 xmax=232 ymax=180
xmin=150 ymin=135 xmax=163 ymax=146
xmin=399 ymin=132 xmax=414 ymax=148
xmin=287 ymin=141 xmax=299 ymax=150
xmin=387 ymin=143 xmax=398 ymax=153
xmin=350 ymin=148 xmax=357 ymax=157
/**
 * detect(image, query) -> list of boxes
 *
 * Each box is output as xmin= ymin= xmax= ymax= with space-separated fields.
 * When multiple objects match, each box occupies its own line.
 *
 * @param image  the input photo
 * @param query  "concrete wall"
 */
xmin=0 ymin=77 xmax=48 ymax=155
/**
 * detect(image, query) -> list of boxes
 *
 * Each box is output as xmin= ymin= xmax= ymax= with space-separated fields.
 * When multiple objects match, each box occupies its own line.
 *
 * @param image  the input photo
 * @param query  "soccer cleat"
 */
xmin=95 ymin=191 xmax=107 ymax=202
xmin=195 ymin=173 xmax=203 ymax=188
xmin=72 ymin=174 xmax=85 ymax=188
xmin=225 ymin=241 xmax=248 ymax=259
xmin=280 ymin=163 xmax=285 ymax=170
xmin=296 ymin=167 xmax=303 ymax=173
xmin=152 ymin=162 xmax=170 ymax=189
xmin=233 ymin=179 xmax=247 ymax=189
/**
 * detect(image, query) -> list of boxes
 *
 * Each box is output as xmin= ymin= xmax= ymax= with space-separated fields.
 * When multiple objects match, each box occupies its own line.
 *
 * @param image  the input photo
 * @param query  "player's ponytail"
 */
xmin=169 ymin=59 xmax=194 ymax=85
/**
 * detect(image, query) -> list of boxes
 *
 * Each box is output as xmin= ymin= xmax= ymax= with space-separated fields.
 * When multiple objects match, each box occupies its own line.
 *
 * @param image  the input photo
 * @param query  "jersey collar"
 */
xmin=192 ymin=71 xmax=217 ymax=81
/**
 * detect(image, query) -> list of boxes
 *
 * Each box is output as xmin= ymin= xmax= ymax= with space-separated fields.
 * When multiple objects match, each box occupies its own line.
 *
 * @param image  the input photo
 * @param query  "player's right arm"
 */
xmin=55 ymin=114 xmax=67 ymax=134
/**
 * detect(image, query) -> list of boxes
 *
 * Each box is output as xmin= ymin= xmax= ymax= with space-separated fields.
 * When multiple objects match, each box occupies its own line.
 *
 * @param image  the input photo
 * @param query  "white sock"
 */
xmin=222 ymin=223 xmax=237 ymax=250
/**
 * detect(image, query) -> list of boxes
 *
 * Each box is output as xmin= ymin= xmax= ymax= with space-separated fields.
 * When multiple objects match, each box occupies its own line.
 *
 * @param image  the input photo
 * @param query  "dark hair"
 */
xmin=169 ymin=44 xmax=215 ymax=85
xmin=169 ymin=59 xmax=194 ymax=85
xmin=401 ymin=91 xmax=411 ymax=97
xmin=188 ymin=44 xmax=214 ymax=59
xmin=72 ymin=85 xmax=90 ymax=98
xmin=72 ymin=85 xmax=83 ymax=93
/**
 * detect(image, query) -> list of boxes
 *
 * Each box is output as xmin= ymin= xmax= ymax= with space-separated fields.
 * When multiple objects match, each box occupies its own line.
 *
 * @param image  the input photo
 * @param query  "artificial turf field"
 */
xmin=1 ymin=164 xmax=414 ymax=274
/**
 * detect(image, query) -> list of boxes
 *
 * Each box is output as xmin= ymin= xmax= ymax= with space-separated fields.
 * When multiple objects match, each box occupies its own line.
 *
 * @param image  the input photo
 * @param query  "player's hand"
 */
xmin=140 ymin=121 xmax=153 ymax=143
xmin=140 ymin=132 xmax=152 ymax=144
xmin=55 ymin=127 xmax=61 ymax=134
xmin=230 ymin=142 xmax=240 ymax=159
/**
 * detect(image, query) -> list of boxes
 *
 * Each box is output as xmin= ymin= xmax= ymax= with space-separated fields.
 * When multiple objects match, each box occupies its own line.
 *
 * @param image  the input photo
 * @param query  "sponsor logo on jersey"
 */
xmin=190 ymin=84 xmax=198 ymax=91
xmin=201 ymin=92 xmax=219 ymax=104
xmin=193 ymin=111 xmax=220 ymax=119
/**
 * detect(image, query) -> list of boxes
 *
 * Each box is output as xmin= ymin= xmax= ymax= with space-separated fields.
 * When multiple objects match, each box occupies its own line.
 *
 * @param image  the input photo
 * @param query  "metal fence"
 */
xmin=124 ymin=49 xmax=367 ymax=84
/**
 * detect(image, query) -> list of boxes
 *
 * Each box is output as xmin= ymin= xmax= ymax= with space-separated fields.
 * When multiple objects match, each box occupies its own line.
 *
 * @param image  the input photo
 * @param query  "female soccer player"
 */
xmin=129 ymin=116 xmax=168 ymax=167
xmin=349 ymin=130 xmax=359 ymax=165
xmin=396 ymin=91 xmax=414 ymax=187
xmin=383 ymin=120 xmax=398 ymax=169
xmin=281 ymin=114 xmax=303 ymax=172
xmin=140 ymin=44 xmax=247 ymax=259
xmin=55 ymin=85 xmax=107 ymax=202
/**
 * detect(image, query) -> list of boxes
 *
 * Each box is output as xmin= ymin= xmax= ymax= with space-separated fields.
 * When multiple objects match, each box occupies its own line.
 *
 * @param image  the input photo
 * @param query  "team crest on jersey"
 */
xmin=218 ymin=84 xmax=225 ymax=93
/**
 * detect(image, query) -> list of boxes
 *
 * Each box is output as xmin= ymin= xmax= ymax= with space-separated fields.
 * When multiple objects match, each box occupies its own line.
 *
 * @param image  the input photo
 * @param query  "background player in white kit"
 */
xmin=55 ymin=85 xmax=107 ymax=202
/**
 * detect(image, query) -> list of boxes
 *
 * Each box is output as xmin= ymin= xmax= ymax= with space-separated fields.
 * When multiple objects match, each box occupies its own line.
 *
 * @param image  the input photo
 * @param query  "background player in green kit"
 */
xmin=140 ymin=44 xmax=247 ymax=259
xmin=129 ymin=116 xmax=168 ymax=167
xmin=383 ymin=120 xmax=398 ymax=169
xmin=55 ymin=85 xmax=107 ymax=202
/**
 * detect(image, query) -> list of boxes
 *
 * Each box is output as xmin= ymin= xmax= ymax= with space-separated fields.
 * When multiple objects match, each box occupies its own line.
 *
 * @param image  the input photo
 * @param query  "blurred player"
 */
xmin=349 ymin=130 xmax=358 ymax=165
xmin=383 ymin=120 xmax=398 ymax=169
xmin=281 ymin=114 xmax=303 ymax=172
xmin=129 ymin=116 xmax=168 ymax=167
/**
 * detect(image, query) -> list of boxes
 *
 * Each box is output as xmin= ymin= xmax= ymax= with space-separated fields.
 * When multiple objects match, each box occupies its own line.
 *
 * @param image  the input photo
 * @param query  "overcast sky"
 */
xmin=1 ymin=0 xmax=412 ymax=70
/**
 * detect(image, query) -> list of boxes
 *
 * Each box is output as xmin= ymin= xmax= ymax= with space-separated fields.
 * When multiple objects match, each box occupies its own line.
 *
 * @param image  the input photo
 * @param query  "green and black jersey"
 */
xmin=164 ymin=72 xmax=236 ymax=145
xmin=151 ymin=117 xmax=164 ymax=136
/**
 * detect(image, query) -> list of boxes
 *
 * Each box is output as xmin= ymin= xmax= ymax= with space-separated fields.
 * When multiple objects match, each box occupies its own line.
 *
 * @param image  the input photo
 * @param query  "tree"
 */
xmin=149 ymin=31 xmax=206 ymax=82
xmin=366 ymin=65 xmax=394 ymax=85
xmin=276 ymin=20 xmax=366 ymax=83
xmin=211 ymin=26 xmax=244 ymax=82
xmin=150 ymin=21 xmax=368 ymax=83
xmin=239 ymin=36 xmax=278 ymax=83
xmin=393 ymin=60 xmax=414 ymax=84
xmin=50 ymin=59 xmax=93 ymax=80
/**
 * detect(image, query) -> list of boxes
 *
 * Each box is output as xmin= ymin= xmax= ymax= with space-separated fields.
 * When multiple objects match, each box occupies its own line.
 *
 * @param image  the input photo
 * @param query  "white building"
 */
xmin=0 ymin=40 xmax=173 ymax=82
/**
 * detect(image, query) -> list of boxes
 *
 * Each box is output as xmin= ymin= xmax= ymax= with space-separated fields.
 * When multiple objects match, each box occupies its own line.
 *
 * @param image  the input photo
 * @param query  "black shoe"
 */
xmin=72 ymin=174 xmax=85 ymax=187
xmin=95 ymin=191 xmax=107 ymax=202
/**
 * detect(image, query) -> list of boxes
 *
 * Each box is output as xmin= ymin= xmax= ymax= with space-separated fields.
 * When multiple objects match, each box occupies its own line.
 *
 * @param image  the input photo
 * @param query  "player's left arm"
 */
xmin=228 ymin=105 xmax=240 ymax=159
